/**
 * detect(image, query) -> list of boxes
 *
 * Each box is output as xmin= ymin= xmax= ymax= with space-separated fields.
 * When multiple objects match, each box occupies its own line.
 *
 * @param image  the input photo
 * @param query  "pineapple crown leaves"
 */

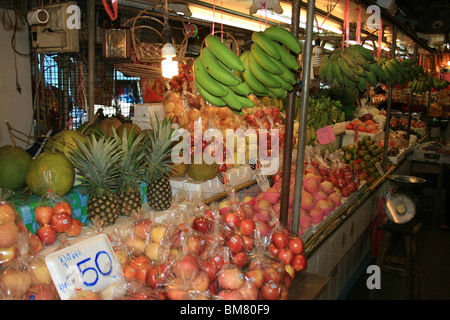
xmin=111 ymin=127 xmax=147 ymax=190
xmin=70 ymin=134 xmax=123 ymax=195
xmin=143 ymin=116 xmax=183 ymax=182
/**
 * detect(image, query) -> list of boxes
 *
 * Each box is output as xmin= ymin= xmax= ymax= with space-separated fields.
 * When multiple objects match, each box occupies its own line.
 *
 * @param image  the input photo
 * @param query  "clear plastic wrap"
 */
xmin=0 ymin=232 xmax=33 ymax=299
xmin=0 ymin=189 xmax=41 ymax=265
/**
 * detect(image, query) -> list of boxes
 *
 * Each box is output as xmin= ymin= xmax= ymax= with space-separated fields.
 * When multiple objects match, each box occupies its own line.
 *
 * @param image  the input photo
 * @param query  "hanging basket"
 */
xmin=123 ymin=6 xmax=188 ymax=64
xmin=114 ymin=63 xmax=162 ymax=79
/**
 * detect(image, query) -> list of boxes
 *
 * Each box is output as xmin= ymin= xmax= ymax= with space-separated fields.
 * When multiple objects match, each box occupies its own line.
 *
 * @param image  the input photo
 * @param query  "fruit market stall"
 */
xmin=0 ymin=0 xmax=443 ymax=301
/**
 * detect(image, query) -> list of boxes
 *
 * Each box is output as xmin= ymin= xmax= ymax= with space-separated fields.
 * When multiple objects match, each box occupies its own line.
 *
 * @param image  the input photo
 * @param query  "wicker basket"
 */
xmin=123 ymin=6 xmax=188 ymax=64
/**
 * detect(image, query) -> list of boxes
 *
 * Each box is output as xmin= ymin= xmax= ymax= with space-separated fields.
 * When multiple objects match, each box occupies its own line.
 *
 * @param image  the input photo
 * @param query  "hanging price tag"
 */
xmin=353 ymin=124 xmax=359 ymax=143
xmin=45 ymin=234 xmax=123 ymax=300
xmin=375 ymin=161 xmax=385 ymax=176
xmin=316 ymin=126 xmax=336 ymax=145
xmin=249 ymin=158 xmax=270 ymax=192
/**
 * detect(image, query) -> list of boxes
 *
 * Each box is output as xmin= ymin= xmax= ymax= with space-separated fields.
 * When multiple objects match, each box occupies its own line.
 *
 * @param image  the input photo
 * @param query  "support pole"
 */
xmin=87 ymin=0 xmax=96 ymax=121
xmin=279 ymin=0 xmax=301 ymax=227
xmin=382 ymin=24 xmax=397 ymax=171
xmin=406 ymin=43 xmax=419 ymax=141
xmin=291 ymin=0 xmax=316 ymax=235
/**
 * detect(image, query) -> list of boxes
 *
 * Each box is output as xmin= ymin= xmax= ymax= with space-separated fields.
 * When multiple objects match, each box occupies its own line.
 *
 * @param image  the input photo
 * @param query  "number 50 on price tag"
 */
xmin=316 ymin=126 xmax=336 ymax=145
xmin=45 ymin=234 xmax=123 ymax=300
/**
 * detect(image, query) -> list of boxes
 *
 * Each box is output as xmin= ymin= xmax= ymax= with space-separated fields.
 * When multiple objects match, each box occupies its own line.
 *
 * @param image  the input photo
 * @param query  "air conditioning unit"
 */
xmin=31 ymin=1 xmax=79 ymax=53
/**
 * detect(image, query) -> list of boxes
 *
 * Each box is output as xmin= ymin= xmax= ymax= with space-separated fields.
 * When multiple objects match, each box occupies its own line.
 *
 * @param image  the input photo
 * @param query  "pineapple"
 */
xmin=70 ymin=135 xmax=123 ymax=227
xmin=114 ymin=127 xmax=146 ymax=216
xmin=144 ymin=117 xmax=182 ymax=211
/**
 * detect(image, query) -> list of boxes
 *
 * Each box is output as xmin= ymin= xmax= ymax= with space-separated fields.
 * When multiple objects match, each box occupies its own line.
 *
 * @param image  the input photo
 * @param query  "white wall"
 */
xmin=0 ymin=9 xmax=33 ymax=149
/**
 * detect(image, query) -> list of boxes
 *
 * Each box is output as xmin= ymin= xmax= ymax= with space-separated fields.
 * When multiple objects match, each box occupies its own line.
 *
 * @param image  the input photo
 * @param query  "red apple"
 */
xmin=261 ymin=280 xmax=281 ymax=300
xmin=36 ymin=225 xmax=57 ymax=246
xmin=122 ymin=264 xmax=136 ymax=279
xmin=53 ymin=201 xmax=72 ymax=216
xmin=34 ymin=206 xmax=54 ymax=226
xmin=201 ymin=260 xmax=218 ymax=281
xmin=210 ymin=254 xmax=224 ymax=271
xmin=50 ymin=212 xmax=72 ymax=233
xmin=166 ymin=278 xmax=187 ymax=300
xmin=146 ymin=264 xmax=167 ymax=289
xmin=232 ymin=251 xmax=247 ymax=268
xmin=186 ymin=233 xmax=206 ymax=255
xmin=66 ymin=218 xmax=82 ymax=237
xmin=192 ymin=216 xmax=212 ymax=233
xmin=129 ymin=255 xmax=150 ymax=271
xmin=190 ymin=270 xmax=209 ymax=292
xmin=263 ymin=266 xmax=283 ymax=284
xmin=245 ymin=269 xmax=264 ymax=288
xmin=223 ymin=212 xmax=241 ymax=230
xmin=238 ymin=281 xmax=259 ymax=300
xmin=239 ymin=219 xmax=255 ymax=236
xmin=288 ymin=237 xmax=304 ymax=255
xmin=292 ymin=254 xmax=307 ymax=272
xmin=268 ymin=243 xmax=279 ymax=256
xmin=272 ymin=231 xmax=289 ymax=249
xmin=174 ymin=254 xmax=200 ymax=281
xmin=227 ymin=235 xmax=244 ymax=254
xmin=0 ymin=221 xmax=18 ymax=248
xmin=277 ymin=248 xmax=294 ymax=265
xmin=134 ymin=220 xmax=151 ymax=240
xmin=25 ymin=283 xmax=57 ymax=300
xmin=136 ymin=265 xmax=149 ymax=283
xmin=28 ymin=232 xmax=42 ymax=255
xmin=218 ymin=268 xmax=244 ymax=290
xmin=0 ymin=203 xmax=16 ymax=223
xmin=242 ymin=235 xmax=254 ymax=251
xmin=254 ymin=220 xmax=270 ymax=237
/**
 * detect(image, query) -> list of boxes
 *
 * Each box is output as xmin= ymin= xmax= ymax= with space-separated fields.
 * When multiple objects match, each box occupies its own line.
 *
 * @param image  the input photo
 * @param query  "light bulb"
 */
xmin=162 ymin=56 xmax=178 ymax=79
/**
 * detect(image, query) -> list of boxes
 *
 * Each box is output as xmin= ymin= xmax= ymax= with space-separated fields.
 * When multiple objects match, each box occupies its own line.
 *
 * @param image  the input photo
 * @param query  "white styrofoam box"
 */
xmin=132 ymin=117 xmax=152 ymax=130
xmin=132 ymin=103 xmax=164 ymax=120
xmin=170 ymin=165 xmax=254 ymax=200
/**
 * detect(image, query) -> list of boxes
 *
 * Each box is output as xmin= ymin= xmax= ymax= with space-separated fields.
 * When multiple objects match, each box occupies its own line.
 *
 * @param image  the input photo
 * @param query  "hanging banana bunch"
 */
xmin=194 ymin=27 xmax=302 ymax=114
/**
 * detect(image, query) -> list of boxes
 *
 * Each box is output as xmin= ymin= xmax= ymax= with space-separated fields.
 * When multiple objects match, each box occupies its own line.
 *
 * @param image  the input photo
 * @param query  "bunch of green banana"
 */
xmin=297 ymin=96 xmax=346 ymax=145
xmin=319 ymin=45 xmax=379 ymax=92
xmin=377 ymin=57 xmax=423 ymax=86
xmin=432 ymin=78 xmax=450 ymax=90
xmin=240 ymin=26 xmax=301 ymax=99
xmin=409 ymin=75 xmax=433 ymax=94
xmin=194 ymin=35 xmax=254 ymax=114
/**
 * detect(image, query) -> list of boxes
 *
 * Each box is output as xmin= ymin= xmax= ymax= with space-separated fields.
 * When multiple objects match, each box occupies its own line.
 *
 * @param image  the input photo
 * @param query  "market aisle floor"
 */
xmin=346 ymin=191 xmax=450 ymax=300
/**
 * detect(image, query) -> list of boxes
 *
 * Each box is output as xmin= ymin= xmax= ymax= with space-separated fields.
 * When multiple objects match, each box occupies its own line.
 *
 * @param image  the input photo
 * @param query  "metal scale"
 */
xmin=385 ymin=175 xmax=427 ymax=224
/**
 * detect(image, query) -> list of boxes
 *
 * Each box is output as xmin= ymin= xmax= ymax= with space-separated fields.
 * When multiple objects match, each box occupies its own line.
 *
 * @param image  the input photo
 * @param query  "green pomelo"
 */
xmin=187 ymin=160 xmax=218 ymax=181
xmin=0 ymin=145 xmax=32 ymax=190
xmin=26 ymin=152 xmax=75 ymax=196
xmin=44 ymin=130 xmax=88 ymax=163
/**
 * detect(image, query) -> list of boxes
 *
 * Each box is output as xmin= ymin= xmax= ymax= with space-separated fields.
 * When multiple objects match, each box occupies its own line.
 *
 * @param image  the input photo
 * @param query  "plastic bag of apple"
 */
xmin=0 ymin=222 xmax=59 ymax=300
xmin=33 ymin=190 xmax=82 ymax=247
xmin=109 ymin=194 xmax=307 ymax=300
xmin=0 ymin=189 xmax=42 ymax=267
